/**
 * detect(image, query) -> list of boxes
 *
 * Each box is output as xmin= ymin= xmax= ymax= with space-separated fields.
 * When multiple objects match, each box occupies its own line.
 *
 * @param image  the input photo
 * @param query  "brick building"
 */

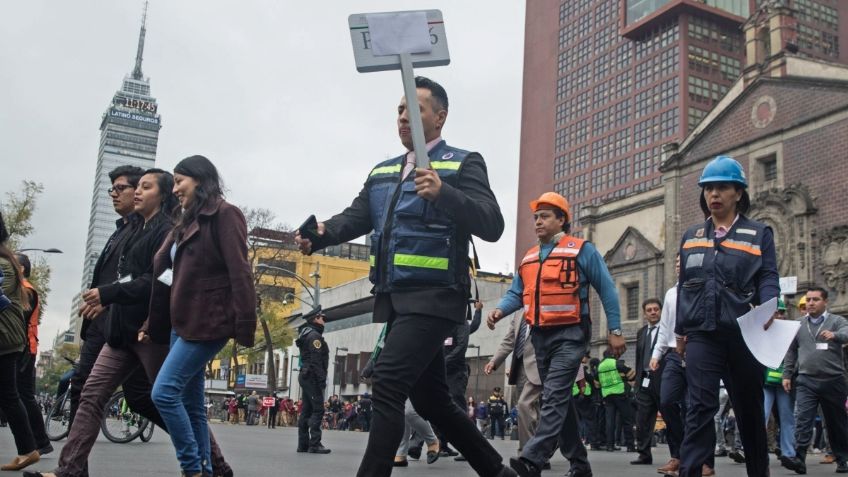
xmin=517 ymin=1 xmax=848 ymax=355
xmin=661 ymin=4 xmax=848 ymax=315
xmin=517 ymin=0 xmax=848 ymax=266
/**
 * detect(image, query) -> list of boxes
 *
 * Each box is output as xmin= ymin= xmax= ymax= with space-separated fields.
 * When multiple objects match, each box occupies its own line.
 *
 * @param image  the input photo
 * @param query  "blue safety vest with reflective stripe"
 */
xmin=365 ymin=140 xmax=470 ymax=293
xmin=677 ymin=215 xmax=771 ymax=333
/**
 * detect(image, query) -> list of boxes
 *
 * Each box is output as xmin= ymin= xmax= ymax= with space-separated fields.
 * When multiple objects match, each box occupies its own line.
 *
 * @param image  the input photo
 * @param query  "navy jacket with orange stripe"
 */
xmin=676 ymin=214 xmax=779 ymax=334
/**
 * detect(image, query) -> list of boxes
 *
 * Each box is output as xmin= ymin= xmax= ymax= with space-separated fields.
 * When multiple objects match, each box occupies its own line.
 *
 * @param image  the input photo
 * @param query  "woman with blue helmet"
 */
xmin=673 ymin=156 xmax=780 ymax=477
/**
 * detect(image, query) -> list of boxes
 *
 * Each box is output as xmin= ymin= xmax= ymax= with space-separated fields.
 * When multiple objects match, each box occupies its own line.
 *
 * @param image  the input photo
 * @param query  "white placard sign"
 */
xmin=367 ymin=12 xmax=432 ymax=56
xmin=349 ymin=10 xmax=450 ymax=73
xmin=779 ymin=276 xmax=798 ymax=295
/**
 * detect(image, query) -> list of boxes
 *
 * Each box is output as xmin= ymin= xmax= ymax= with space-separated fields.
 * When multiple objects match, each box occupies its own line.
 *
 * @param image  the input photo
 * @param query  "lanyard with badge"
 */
xmin=157 ymin=241 xmax=177 ymax=287
xmin=807 ymin=315 xmax=829 ymax=350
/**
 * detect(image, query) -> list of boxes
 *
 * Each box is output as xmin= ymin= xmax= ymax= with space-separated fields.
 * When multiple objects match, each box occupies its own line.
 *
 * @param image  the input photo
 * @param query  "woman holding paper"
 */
xmin=673 ymin=155 xmax=779 ymax=477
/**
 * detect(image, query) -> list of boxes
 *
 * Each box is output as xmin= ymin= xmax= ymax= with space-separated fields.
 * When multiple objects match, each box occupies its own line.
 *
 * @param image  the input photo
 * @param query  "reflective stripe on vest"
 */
xmin=765 ymin=367 xmax=783 ymax=385
xmin=518 ymin=235 xmax=586 ymax=327
xmin=598 ymin=358 xmax=624 ymax=398
xmin=393 ymin=253 xmax=449 ymax=270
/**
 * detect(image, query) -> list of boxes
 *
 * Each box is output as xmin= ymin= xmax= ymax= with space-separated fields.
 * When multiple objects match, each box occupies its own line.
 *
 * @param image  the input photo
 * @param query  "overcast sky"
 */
xmin=0 ymin=1 xmax=526 ymax=352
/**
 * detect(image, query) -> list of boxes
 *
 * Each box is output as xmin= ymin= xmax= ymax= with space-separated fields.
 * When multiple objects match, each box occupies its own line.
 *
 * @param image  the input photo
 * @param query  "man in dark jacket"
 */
xmin=295 ymin=307 xmax=330 ymax=454
xmin=296 ymin=76 xmax=513 ymax=477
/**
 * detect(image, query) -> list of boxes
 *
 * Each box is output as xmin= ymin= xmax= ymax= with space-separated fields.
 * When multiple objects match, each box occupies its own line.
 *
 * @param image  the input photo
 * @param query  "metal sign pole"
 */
xmin=399 ymin=53 xmax=430 ymax=169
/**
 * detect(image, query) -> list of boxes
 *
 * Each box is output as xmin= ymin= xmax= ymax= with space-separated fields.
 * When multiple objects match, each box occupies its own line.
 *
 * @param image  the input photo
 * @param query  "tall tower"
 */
xmin=515 ymin=0 xmax=847 ymax=261
xmin=69 ymin=2 xmax=161 ymax=344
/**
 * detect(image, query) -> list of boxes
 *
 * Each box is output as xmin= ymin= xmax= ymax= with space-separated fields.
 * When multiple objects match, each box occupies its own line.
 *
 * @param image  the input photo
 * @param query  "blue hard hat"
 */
xmin=698 ymin=155 xmax=748 ymax=188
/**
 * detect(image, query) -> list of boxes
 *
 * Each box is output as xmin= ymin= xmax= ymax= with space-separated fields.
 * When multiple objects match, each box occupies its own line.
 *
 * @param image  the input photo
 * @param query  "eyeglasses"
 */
xmin=108 ymin=184 xmax=135 ymax=195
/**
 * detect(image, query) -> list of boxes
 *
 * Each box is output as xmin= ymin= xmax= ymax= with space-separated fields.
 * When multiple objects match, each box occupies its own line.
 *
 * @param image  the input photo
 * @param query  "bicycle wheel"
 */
xmin=45 ymin=390 xmax=71 ymax=441
xmin=139 ymin=422 xmax=155 ymax=442
xmin=100 ymin=391 xmax=149 ymax=443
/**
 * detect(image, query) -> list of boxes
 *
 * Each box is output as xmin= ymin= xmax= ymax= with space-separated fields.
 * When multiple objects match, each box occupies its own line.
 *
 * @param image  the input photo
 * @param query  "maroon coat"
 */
xmin=145 ymin=198 xmax=256 ymax=346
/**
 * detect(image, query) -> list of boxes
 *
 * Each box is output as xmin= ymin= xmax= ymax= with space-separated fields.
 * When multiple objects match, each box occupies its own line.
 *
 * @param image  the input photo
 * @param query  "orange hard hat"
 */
xmin=530 ymin=192 xmax=570 ymax=221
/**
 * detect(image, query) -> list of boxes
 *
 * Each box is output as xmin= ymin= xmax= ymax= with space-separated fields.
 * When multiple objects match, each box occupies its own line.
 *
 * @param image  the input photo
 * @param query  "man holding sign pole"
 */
xmin=295 ymin=75 xmax=511 ymax=476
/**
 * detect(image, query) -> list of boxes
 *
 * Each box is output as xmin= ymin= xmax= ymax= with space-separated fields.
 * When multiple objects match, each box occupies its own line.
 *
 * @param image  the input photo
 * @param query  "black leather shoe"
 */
xmin=836 ymin=461 xmax=848 ymax=474
xmin=296 ymin=447 xmax=308 ymax=453
xmin=780 ymin=455 xmax=806 ymax=474
xmin=728 ymin=449 xmax=746 ymax=463
xmin=308 ymin=445 xmax=331 ymax=454
xmin=567 ymin=468 xmax=593 ymax=477
xmin=509 ymin=457 xmax=541 ymax=477
xmin=497 ymin=465 xmax=519 ymax=477
xmin=439 ymin=447 xmax=459 ymax=457
xmin=393 ymin=458 xmax=409 ymax=467
xmin=407 ymin=445 xmax=422 ymax=460
xmin=630 ymin=458 xmax=652 ymax=465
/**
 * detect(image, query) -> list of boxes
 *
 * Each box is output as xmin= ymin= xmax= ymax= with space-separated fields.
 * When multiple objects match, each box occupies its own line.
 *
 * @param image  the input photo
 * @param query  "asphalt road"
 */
xmin=0 ymin=421 xmax=837 ymax=476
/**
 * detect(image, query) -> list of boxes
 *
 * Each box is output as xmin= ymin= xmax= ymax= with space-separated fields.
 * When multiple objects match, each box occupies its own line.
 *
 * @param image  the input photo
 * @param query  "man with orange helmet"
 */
xmin=489 ymin=192 xmax=624 ymax=477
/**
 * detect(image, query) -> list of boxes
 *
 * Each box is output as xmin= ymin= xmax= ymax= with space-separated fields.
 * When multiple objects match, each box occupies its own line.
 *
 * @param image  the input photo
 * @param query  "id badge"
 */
xmin=816 ymin=342 xmax=829 ymax=350
xmin=118 ymin=275 xmax=132 ymax=284
xmin=157 ymin=268 xmax=174 ymax=287
xmin=444 ymin=337 xmax=454 ymax=346
xmin=642 ymin=378 xmax=651 ymax=388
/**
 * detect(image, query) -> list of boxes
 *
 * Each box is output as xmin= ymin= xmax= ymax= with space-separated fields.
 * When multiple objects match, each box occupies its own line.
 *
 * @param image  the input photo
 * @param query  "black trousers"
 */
xmin=267 ymin=409 xmax=278 ymax=428
xmin=356 ymin=313 xmax=503 ymax=477
xmin=16 ymin=352 xmax=49 ymax=449
xmin=679 ymin=331 xmax=767 ymax=477
xmin=794 ymin=374 xmax=848 ymax=461
xmin=604 ymin=394 xmax=635 ymax=448
xmin=298 ymin=377 xmax=325 ymax=449
xmin=0 ymin=352 xmax=36 ymax=455
xmin=659 ymin=352 xmax=691 ymax=461
xmin=634 ymin=381 xmax=660 ymax=460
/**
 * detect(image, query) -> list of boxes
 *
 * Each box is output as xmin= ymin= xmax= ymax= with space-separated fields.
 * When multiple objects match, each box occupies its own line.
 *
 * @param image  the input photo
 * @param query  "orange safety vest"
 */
xmin=21 ymin=279 xmax=39 ymax=355
xmin=518 ymin=235 xmax=585 ymax=327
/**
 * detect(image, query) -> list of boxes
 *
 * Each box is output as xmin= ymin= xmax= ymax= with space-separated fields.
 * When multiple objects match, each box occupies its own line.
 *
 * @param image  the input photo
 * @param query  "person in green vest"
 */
xmin=573 ymin=354 xmax=594 ymax=444
xmin=598 ymin=348 xmax=636 ymax=452
xmin=763 ymin=299 xmax=798 ymax=471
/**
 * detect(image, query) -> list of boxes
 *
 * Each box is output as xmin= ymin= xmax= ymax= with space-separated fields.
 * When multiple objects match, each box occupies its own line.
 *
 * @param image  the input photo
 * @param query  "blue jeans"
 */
xmin=152 ymin=331 xmax=226 ymax=473
xmin=763 ymin=384 xmax=796 ymax=457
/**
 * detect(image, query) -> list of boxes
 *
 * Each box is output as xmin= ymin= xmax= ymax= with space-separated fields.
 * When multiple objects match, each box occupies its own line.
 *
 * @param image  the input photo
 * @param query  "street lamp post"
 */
xmin=255 ymin=263 xmax=321 ymax=308
xmin=333 ymin=347 xmax=349 ymax=397
xmin=288 ymin=354 xmax=300 ymax=398
xmin=467 ymin=344 xmax=481 ymax=401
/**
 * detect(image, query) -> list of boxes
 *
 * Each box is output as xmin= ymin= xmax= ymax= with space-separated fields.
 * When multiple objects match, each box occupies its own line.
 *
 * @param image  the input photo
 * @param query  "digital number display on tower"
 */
xmin=115 ymin=97 xmax=157 ymax=113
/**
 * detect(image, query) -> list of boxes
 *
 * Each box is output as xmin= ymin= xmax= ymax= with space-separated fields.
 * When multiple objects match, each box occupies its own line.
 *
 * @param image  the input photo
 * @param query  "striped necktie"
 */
xmin=514 ymin=318 xmax=528 ymax=359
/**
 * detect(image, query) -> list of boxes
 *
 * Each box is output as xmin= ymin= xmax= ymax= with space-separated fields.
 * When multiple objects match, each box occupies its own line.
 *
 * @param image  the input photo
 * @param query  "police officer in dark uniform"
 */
xmin=295 ymin=307 xmax=331 ymax=454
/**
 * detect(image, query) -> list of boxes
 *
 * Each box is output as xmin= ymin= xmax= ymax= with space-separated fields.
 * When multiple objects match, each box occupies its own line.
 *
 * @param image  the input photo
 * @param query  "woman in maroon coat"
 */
xmin=144 ymin=155 xmax=256 ymax=477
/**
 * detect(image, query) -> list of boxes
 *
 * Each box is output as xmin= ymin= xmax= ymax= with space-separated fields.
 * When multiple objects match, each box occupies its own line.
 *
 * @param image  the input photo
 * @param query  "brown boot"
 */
xmin=1 ymin=451 xmax=40 ymax=471
xmin=702 ymin=464 xmax=715 ymax=476
xmin=657 ymin=458 xmax=680 ymax=474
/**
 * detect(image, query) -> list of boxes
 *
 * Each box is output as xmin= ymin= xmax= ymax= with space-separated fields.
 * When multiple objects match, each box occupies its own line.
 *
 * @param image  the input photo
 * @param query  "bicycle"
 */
xmin=45 ymin=380 xmax=151 ymax=443
xmin=100 ymin=390 xmax=151 ymax=443
xmin=45 ymin=357 xmax=77 ymax=441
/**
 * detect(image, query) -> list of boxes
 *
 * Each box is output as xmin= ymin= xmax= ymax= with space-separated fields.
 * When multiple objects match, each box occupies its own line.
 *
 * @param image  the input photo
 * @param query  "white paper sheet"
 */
xmin=366 ymin=12 xmax=433 ymax=56
xmin=736 ymin=297 xmax=800 ymax=368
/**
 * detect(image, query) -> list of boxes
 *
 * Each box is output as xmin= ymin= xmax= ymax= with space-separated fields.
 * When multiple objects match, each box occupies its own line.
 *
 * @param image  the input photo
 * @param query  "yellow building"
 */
xmin=208 ymin=228 xmax=370 ymax=391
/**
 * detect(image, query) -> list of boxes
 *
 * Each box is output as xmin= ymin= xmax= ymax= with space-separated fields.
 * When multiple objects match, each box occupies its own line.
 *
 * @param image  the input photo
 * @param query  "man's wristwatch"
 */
xmin=609 ymin=328 xmax=623 ymax=336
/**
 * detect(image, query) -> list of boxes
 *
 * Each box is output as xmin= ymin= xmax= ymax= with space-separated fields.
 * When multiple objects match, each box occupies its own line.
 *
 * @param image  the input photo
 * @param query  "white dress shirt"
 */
xmin=652 ymin=284 xmax=678 ymax=361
